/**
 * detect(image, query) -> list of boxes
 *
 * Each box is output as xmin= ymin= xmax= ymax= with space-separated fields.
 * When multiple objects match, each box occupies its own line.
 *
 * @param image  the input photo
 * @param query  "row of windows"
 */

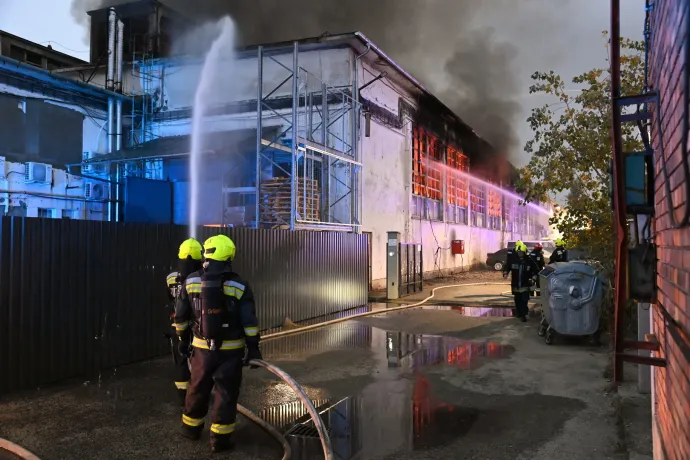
xmin=411 ymin=125 xmax=544 ymax=234
xmin=413 ymin=193 xmax=543 ymax=234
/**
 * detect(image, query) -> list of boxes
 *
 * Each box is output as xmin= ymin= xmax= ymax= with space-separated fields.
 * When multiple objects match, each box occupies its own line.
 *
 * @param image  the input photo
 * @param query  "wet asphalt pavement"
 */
xmin=0 ymin=305 xmax=623 ymax=460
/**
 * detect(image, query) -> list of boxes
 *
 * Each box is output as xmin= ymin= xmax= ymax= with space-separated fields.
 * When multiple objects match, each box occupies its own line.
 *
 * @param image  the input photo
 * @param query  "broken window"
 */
xmin=488 ymin=188 xmax=502 ymax=230
xmin=470 ymin=183 xmax=486 ymax=228
xmin=411 ymin=126 xmax=443 ymax=221
xmin=446 ymin=146 xmax=469 ymax=224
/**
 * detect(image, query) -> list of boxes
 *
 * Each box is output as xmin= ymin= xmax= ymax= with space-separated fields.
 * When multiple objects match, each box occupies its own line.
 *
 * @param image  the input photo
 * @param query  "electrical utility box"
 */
xmin=451 ymin=240 xmax=465 ymax=255
xmin=386 ymin=231 xmax=401 ymax=300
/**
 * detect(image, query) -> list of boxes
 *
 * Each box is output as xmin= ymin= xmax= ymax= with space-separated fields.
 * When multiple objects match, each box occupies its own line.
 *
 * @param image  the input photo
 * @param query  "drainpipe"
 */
xmin=105 ymin=8 xmax=117 ymax=221
xmin=115 ymin=19 xmax=124 ymax=151
xmin=106 ymin=8 xmax=117 ymax=155
xmin=114 ymin=19 xmax=125 ymax=222
xmin=106 ymin=8 xmax=116 ymax=91
xmin=352 ymin=44 xmax=370 ymax=233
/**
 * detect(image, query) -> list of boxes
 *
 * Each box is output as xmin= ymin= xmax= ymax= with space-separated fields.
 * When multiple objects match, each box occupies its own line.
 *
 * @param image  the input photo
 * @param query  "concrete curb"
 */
xmin=0 ymin=439 xmax=41 ymax=460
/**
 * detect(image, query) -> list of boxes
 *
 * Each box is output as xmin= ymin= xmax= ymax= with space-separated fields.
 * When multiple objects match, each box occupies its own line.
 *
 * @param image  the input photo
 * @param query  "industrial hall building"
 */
xmin=0 ymin=0 xmax=551 ymax=287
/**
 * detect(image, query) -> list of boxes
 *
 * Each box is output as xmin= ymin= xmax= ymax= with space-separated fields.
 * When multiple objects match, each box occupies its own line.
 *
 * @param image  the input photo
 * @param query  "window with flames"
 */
xmin=412 ymin=126 xmax=451 ymax=220
xmin=412 ymin=127 xmax=443 ymax=200
xmin=469 ymin=183 xmax=486 ymax=227
xmin=487 ymin=189 xmax=502 ymax=230
xmin=446 ymin=146 xmax=469 ymax=224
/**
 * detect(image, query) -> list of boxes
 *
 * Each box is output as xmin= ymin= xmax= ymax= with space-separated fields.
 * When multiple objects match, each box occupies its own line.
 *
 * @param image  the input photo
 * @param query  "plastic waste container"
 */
xmin=538 ymin=261 xmax=604 ymax=345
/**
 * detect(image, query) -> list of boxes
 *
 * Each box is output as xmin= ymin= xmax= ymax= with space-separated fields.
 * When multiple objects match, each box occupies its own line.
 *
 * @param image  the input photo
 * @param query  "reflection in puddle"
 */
xmin=419 ymin=305 xmax=515 ymax=317
xmin=281 ymin=394 xmax=479 ymax=459
xmin=258 ymin=326 xmax=512 ymax=459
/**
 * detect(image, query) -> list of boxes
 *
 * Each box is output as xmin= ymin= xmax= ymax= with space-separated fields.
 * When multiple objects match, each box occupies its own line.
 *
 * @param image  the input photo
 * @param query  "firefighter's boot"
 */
xmin=210 ymin=434 xmax=235 ymax=453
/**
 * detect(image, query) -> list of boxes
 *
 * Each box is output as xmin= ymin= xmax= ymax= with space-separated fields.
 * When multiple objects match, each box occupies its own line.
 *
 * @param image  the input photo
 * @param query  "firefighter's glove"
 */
xmin=177 ymin=340 xmax=190 ymax=358
xmin=244 ymin=345 xmax=262 ymax=369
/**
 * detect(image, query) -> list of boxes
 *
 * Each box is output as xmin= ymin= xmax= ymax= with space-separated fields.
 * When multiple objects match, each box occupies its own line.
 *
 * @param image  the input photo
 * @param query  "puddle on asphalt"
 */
xmin=258 ymin=326 xmax=513 ymax=459
xmin=418 ymin=305 xmax=515 ymax=317
xmin=368 ymin=303 xmax=515 ymax=317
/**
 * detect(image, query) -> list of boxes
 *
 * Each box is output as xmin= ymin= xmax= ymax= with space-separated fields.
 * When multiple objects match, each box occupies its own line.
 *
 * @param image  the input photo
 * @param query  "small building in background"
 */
xmin=0 ymin=36 xmax=125 ymax=219
xmin=0 ymin=30 xmax=87 ymax=71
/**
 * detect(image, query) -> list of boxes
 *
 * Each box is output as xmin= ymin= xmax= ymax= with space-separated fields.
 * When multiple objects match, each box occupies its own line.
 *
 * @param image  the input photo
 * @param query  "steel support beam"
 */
xmin=290 ymin=41 xmax=299 ymax=231
xmin=255 ymin=46 xmax=263 ymax=229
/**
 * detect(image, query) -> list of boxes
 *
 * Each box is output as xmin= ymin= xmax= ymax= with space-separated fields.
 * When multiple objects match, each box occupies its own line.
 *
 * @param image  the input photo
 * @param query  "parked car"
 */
xmin=486 ymin=248 xmax=511 ymax=271
xmin=507 ymin=240 xmax=554 ymax=259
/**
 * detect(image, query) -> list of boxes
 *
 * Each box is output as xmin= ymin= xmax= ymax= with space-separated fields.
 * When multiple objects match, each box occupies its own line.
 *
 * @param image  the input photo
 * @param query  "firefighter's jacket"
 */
xmin=549 ymin=247 xmax=568 ymax=264
xmin=503 ymin=250 xmax=541 ymax=294
xmin=167 ymin=259 xmax=203 ymax=300
xmin=529 ymin=248 xmax=546 ymax=272
xmin=174 ymin=261 xmax=260 ymax=351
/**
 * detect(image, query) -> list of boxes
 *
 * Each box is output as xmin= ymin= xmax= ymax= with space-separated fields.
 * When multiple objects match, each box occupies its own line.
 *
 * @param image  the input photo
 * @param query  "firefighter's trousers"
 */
xmin=182 ymin=347 xmax=244 ymax=441
xmin=513 ymin=291 xmax=531 ymax=318
xmin=172 ymin=334 xmax=191 ymax=394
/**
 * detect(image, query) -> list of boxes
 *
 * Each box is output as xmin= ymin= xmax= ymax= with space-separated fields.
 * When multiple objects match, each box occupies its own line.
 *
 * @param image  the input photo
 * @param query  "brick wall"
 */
xmin=648 ymin=0 xmax=690 ymax=459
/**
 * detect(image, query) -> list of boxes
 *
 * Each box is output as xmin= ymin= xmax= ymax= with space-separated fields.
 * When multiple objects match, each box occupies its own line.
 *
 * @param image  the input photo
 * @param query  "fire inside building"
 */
xmin=0 ymin=0 xmax=552 ymax=287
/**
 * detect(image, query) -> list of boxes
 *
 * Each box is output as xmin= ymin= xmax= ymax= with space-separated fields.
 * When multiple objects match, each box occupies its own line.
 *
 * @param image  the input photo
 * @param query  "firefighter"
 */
xmin=167 ymin=238 xmax=203 ymax=406
xmin=174 ymin=234 xmax=262 ymax=453
xmin=528 ymin=242 xmax=546 ymax=297
xmin=549 ymin=238 xmax=568 ymax=264
xmin=503 ymin=240 xmax=541 ymax=322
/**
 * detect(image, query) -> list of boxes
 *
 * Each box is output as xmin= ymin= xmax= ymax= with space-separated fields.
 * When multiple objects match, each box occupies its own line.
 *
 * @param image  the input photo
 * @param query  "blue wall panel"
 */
xmin=124 ymin=177 xmax=172 ymax=223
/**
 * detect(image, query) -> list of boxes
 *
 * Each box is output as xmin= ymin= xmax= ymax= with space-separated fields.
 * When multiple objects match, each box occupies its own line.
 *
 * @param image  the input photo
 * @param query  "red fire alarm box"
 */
xmin=451 ymin=240 xmax=465 ymax=255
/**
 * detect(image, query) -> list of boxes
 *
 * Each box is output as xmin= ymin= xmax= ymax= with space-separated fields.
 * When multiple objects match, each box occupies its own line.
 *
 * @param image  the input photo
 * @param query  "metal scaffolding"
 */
xmin=78 ymin=39 xmax=363 ymax=230
xmin=254 ymin=42 xmax=362 ymax=232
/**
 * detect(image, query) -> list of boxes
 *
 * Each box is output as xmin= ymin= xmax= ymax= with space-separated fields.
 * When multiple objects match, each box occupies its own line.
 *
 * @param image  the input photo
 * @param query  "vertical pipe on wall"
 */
xmin=255 ymin=46 xmax=263 ymax=229
xmin=115 ymin=20 xmax=124 ymax=94
xmin=610 ymin=0 xmax=627 ymax=383
xmin=106 ymin=8 xmax=116 ymax=92
xmin=290 ymin=41 xmax=299 ymax=231
xmin=322 ymin=83 xmax=329 ymax=222
xmin=351 ymin=51 xmax=361 ymax=232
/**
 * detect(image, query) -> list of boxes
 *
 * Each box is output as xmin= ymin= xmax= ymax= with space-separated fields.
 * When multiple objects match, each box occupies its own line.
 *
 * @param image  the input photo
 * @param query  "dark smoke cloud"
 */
xmin=71 ymin=0 xmax=571 ymax=160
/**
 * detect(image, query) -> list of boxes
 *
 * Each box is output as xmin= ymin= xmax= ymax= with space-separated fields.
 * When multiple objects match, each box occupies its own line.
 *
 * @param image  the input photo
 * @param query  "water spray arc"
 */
xmin=189 ymin=17 xmax=236 ymax=239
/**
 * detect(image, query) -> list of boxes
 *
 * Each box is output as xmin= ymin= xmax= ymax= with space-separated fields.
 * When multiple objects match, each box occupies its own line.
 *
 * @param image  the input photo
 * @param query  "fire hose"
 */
xmin=0 ymin=282 xmax=510 ymax=460
xmin=238 ymin=282 xmax=509 ymax=460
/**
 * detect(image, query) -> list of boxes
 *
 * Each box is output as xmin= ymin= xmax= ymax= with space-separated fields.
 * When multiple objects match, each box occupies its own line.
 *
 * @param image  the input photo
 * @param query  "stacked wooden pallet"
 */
xmin=260 ymin=177 xmax=320 ymax=224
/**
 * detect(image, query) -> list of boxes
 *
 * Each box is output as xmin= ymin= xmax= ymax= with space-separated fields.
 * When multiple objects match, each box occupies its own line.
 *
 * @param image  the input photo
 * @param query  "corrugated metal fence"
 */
xmin=0 ymin=217 xmax=368 ymax=394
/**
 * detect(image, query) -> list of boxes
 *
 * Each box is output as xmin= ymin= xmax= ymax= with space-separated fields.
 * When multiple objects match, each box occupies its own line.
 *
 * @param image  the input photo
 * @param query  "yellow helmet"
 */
xmin=555 ymin=238 xmax=565 ymax=247
xmin=203 ymin=234 xmax=236 ymax=262
xmin=515 ymin=240 xmax=527 ymax=252
xmin=178 ymin=238 xmax=203 ymax=260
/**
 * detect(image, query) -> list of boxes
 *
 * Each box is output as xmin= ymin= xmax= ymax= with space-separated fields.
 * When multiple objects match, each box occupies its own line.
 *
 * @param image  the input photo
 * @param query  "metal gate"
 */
xmin=399 ymin=242 xmax=423 ymax=296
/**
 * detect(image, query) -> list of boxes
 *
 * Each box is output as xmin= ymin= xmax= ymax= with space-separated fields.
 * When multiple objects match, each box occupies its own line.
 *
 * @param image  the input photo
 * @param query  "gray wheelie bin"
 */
xmin=538 ymin=261 xmax=604 ymax=345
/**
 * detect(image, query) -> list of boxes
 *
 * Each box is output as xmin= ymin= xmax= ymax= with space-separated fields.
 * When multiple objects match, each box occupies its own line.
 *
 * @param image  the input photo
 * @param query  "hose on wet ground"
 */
xmin=262 ymin=282 xmax=511 ymax=342
xmin=207 ymin=282 xmax=511 ymax=460
xmin=0 ymin=438 xmax=41 ymax=460
xmin=3 ymin=283 xmax=509 ymax=460
xmin=237 ymin=403 xmax=292 ymax=460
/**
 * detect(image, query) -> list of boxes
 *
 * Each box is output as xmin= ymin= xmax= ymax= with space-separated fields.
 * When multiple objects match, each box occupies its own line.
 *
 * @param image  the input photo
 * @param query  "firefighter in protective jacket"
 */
xmin=167 ymin=238 xmax=203 ymax=405
xmin=174 ymin=234 xmax=262 ymax=453
xmin=549 ymin=238 xmax=568 ymax=264
xmin=503 ymin=241 xmax=541 ymax=322
xmin=528 ymin=242 xmax=546 ymax=297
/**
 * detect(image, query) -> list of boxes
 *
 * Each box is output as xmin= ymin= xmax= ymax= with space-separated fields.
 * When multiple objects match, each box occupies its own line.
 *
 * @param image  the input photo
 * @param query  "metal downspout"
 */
xmin=106 ymin=7 xmax=117 ymax=221
xmin=114 ymin=19 xmax=124 ymax=222
xmin=352 ymin=44 xmax=370 ymax=234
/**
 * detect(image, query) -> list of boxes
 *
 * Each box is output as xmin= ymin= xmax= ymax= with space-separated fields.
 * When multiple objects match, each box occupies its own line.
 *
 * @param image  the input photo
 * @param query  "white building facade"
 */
xmin=57 ymin=30 xmax=550 ymax=286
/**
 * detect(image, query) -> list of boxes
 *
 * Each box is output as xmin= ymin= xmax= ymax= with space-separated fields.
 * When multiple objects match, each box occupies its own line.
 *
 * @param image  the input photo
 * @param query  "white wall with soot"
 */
xmin=356 ymin=60 xmax=550 ymax=289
